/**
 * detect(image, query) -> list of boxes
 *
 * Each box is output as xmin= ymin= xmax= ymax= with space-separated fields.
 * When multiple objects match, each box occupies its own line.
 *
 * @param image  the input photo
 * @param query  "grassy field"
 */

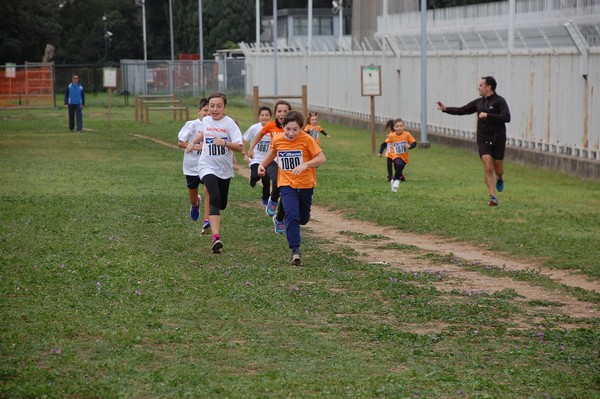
xmin=1 ymin=96 xmax=599 ymax=398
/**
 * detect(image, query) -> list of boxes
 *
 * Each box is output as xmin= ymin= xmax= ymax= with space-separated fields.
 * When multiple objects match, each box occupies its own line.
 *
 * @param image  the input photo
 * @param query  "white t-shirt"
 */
xmin=243 ymin=122 xmax=271 ymax=166
xmin=177 ymin=118 xmax=202 ymax=176
xmin=197 ymin=115 xmax=243 ymax=179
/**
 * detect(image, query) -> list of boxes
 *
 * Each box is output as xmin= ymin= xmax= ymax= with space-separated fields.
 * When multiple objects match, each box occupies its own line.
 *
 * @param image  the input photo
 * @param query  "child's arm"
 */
xmin=257 ymin=149 xmax=277 ymax=176
xmin=292 ymin=151 xmax=326 ymax=176
xmin=248 ymin=130 xmax=267 ymax=159
xmin=241 ymin=140 xmax=250 ymax=163
xmin=213 ymin=136 xmax=243 ymax=153
xmin=185 ymin=131 xmax=204 ymax=152
xmin=320 ymin=129 xmax=331 ymax=138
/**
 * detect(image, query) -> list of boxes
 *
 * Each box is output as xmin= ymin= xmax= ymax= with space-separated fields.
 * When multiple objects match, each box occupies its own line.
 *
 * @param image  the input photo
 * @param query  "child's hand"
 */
xmin=185 ymin=143 xmax=195 ymax=153
xmin=257 ymin=164 xmax=266 ymax=176
xmin=378 ymin=153 xmax=382 ymax=157
xmin=292 ymin=164 xmax=308 ymax=176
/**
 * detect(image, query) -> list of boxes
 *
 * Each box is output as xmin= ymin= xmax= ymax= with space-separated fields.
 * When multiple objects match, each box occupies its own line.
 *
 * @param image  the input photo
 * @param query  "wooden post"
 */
xmin=185 ymin=107 xmax=189 ymax=121
xmin=146 ymin=106 xmax=150 ymax=126
xmin=253 ymin=85 xmax=259 ymax=122
xmin=301 ymin=85 xmax=307 ymax=119
xmin=370 ymin=95 xmax=376 ymax=156
xmin=134 ymin=95 xmax=138 ymax=122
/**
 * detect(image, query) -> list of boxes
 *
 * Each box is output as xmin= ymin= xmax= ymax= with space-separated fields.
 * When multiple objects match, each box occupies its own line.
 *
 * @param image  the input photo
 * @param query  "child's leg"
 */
xmin=188 ymin=187 xmax=199 ymax=205
xmin=298 ymin=188 xmax=314 ymax=226
xmin=261 ymin=174 xmax=271 ymax=202
xmin=202 ymin=175 xmax=229 ymax=237
xmin=393 ymin=158 xmax=406 ymax=180
xmin=68 ymin=105 xmax=75 ymax=131
xmin=202 ymin=185 xmax=210 ymax=221
xmin=249 ymin=163 xmax=260 ymax=188
xmin=387 ymin=157 xmax=393 ymax=180
xmin=280 ymin=186 xmax=301 ymax=252
xmin=266 ymin=161 xmax=280 ymax=202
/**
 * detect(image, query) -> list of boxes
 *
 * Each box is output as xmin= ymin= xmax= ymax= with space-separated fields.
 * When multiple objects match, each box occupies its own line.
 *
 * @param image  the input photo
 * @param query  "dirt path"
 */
xmin=137 ymin=133 xmax=599 ymax=327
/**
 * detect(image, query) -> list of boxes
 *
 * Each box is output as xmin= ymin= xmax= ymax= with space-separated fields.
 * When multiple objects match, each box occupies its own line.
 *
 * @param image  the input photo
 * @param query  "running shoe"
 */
xmin=190 ymin=195 xmax=201 ymax=221
xmin=400 ymin=174 xmax=406 ymax=182
xmin=211 ymin=235 xmax=223 ymax=254
xmin=262 ymin=198 xmax=269 ymax=206
xmin=290 ymin=250 xmax=302 ymax=266
xmin=392 ymin=179 xmax=400 ymax=192
xmin=201 ymin=220 xmax=211 ymax=234
xmin=265 ymin=198 xmax=277 ymax=216
xmin=488 ymin=195 xmax=499 ymax=206
xmin=496 ymin=177 xmax=504 ymax=192
xmin=273 ymin=215 xmax=285 ymax=234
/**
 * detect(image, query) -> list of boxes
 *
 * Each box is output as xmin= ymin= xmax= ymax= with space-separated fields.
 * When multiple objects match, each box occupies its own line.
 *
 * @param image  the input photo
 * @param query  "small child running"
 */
xmin=378 ymin=119 xmax=396 ymax=181
xmin=302 ymin=111 xmax=331 ymax=143
xmin=385 ymin=118 xmax=417 ymax=192
xmin=186 ymin=92 xmax=243 ymax=253
xmin=177 ymin=98 xmax=210 ymax=223
xmin=258 ymin=111 xmax=326 ymax=266
xmin=242 ymin=106 xmax=273 ymax=206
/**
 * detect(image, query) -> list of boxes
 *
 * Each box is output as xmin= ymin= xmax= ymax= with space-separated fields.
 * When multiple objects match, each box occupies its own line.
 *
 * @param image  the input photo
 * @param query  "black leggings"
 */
xmin=201 ymin=174 xmax=231 ymax=215
xmin=250 ymin=164 xmax=271 ymax=200
xmin=265 ymin=161 xmax=280 ymax=202
xmin=393 ymin=158 xmax=406 ymax=180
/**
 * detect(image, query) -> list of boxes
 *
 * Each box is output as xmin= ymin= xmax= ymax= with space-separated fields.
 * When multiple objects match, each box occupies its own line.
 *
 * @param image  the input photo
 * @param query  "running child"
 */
xmin=186 ymin=92 xmax=243 ymax=253
xmin=248 ymin=100 xmax=292 ymax=217
xmin=243 ymin=106 xmax=273 ymax=206
xmin=302 ymin=112 xmax=331 ymax=143
xmin=378 ymin=119 xmax=395 ymax=181
xmin=177 ymin=98 xmax=210 ymax=224
xmin=258 ymin=111 xmax=326 ymax=266
xmin=386 ymin=118 xmax=417 ymax=192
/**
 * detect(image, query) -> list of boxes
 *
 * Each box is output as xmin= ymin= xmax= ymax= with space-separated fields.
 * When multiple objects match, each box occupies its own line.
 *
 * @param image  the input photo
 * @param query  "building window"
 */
xmin=292 ymin=16 xmax=334 ymax=36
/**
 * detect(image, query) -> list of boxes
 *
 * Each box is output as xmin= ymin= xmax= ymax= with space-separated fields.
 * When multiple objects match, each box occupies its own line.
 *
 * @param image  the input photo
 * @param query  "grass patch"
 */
xmin=1 ymin=100 xmax=599 ymax=398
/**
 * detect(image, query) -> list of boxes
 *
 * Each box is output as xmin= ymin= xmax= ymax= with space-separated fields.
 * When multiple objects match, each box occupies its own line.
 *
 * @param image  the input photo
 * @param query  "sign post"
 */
xmin=103 ymin=67 xmax=118 ymax=125
xmin=361 ymin=65 xmax=382 ymax=155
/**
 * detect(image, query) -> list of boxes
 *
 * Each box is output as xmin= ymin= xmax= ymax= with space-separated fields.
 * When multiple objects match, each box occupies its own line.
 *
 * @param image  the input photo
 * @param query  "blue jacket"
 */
xmin=64 ymin=83 xmax=85 ymax=105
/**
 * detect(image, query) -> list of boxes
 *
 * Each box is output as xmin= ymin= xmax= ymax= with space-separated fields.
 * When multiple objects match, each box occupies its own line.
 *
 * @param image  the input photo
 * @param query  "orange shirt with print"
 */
xmin=258 ymin=120 xmax=284 ymax=142
xmin=302 ymin=124 xmax=324 ymax=143
xmin=272 ymin=132 xmax=323 ymax=189
xmin=385 ymin=130 xmax=416 ymax=164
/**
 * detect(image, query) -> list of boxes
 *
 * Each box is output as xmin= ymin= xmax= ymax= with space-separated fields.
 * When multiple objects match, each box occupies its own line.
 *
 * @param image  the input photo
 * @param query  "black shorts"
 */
xmin=185 ymin=175 xmax=202 ymax=189
xmin=477 ymin=135 xmax=506 ymax=160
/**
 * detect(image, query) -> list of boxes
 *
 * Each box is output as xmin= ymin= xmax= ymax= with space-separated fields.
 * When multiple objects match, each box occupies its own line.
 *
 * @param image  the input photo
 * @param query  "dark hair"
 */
xmin=258 ymin=105 xmax=272 ymax=115
xmin=393 ymin=118 xmax=404 ymax=126
xmin=385 ymin=119 xmax=394 ymax=131
xmin=207 ymin=92 xmax=227 ymax=106
xmin=198 ymin=97 xmax=209 ymax=109
xmin=282 ymin=111 xmax=304 ymax=127
xmin=274 ymin=100 xmax=292 ymax=112
xmin=481 ymin=76 xmax=497 ymax=92
xmin=305 ymin=111 xmax=318 ymax=126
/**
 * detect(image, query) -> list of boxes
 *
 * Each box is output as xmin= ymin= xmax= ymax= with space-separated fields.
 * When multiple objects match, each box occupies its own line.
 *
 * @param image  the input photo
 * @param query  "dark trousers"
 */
xmin=249 ymin=163 xmax=271 ymax=200
xmin=265 ymin=161 xmax=280 ymax=202
xmin=280 ymin=186 xmax=314 ymax=252
xmin=201 ymin=174 xmax=231 ymax=215
xmin=68 ymin=104 xmax=83 ymax=131
xmin=393 ymin=158 xmax=407 ymax=180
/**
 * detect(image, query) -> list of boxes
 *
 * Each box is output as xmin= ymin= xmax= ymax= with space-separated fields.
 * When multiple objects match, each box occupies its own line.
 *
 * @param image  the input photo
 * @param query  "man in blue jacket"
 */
xmin=64 ymin=73 xmax=85 ymax=133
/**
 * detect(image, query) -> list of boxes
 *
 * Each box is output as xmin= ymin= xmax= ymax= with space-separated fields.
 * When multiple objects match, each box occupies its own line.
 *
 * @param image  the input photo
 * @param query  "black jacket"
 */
xmin=444 ymin=93 xmax=510 ymax=139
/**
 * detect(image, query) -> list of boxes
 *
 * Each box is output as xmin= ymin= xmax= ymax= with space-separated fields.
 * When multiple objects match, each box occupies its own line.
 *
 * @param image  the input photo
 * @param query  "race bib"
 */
xmin=393 ymin=141 xmax=408 ymax=154
xmin=256 ymin=140 xmax=270 ymax=153
xmin=205 ymin=137 xmax=226 ymax=156
xmin=308 ymin=129 xmax=319 ymax=141
xmin=278 ymin=150 xmax=303 ymax=171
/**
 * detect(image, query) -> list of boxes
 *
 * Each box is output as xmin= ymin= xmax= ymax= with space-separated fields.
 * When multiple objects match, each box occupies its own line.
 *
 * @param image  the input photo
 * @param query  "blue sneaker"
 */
xmin=262 ymin=198 xmax=268 ymax=206
xmin=190 ymin=195 xmax=201 ymax=221
xmin=496 ymin=177 xmax=504 ymax=192
xmin=265 ymin=198 xmax=277 ymax=217
xmin=201 ymin=220 xmax=211 ymax=234
xmin=488 ymin=195 xmax=499 ymax=206
xmin=273 ymin=215 xmax=285 ymax=234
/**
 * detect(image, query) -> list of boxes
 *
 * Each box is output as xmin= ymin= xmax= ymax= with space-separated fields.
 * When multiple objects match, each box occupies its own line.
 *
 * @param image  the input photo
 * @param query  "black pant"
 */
xmin=393 ymin=158 xmax=406 ymax=180
xmin=249 ymin=164 xmax=271 ymax=200
xmin=265 ymin=161 xmax=280 ymax=202
xmin=201 ymin=174 xmax=231 ymax=215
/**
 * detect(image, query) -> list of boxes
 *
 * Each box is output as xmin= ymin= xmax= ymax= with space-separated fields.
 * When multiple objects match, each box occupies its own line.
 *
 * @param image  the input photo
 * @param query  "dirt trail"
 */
xmin=137 ymin=133 xmax=599 ymax=326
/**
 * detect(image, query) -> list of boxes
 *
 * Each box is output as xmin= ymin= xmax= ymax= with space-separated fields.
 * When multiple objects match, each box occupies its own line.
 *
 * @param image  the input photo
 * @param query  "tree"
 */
xmin=0 ymin=0 xmax=62 ymax=64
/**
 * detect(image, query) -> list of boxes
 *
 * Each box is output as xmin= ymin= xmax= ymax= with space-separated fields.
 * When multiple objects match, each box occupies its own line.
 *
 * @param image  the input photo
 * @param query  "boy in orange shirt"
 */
xmin=258 ymin=111 xmax=326 ymax=266
xmin=385 ymin=118 xmax=417 ymax=192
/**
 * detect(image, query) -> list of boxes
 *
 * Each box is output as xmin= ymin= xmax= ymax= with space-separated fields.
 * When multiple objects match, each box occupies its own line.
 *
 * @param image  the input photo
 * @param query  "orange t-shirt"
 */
xmin=258 ymin=120 xmax=284 ymax=142
xmin=271 ymin=132 xmax=322 ymax=189
xmin=385 ymin=130 xmax=416 ymax=164
xmin=302 ymin=124 xmax=325 ymax=143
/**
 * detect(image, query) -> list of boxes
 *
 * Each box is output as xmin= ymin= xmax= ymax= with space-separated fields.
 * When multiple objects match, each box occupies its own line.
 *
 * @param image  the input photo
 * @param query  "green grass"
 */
xmin=1 ymin=97 xmax=599 ymax=398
